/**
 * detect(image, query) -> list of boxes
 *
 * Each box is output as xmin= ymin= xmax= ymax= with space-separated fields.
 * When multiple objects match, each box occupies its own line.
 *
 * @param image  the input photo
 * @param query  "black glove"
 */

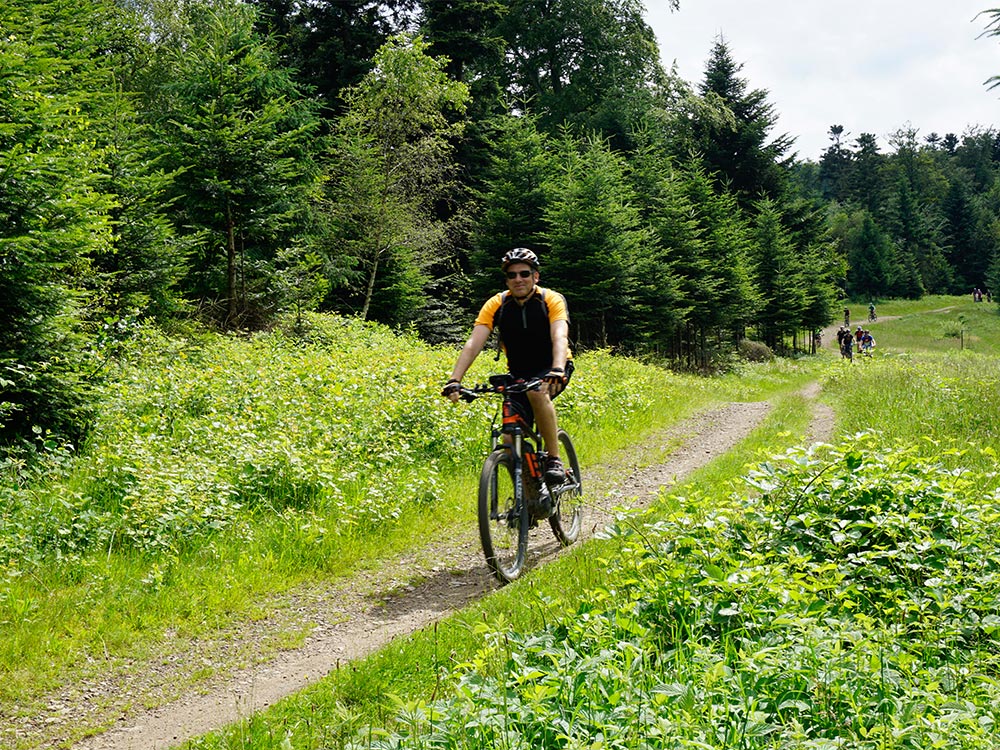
xmin=542 ymin=367 xmax=567 ymax=386
xmin=441 ymin=379 xmax=462 ymax=397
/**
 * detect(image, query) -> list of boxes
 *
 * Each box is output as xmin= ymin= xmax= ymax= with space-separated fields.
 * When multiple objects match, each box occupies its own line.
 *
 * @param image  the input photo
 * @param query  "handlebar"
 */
xmin=458 ymin=376 xmax=544 ymax=402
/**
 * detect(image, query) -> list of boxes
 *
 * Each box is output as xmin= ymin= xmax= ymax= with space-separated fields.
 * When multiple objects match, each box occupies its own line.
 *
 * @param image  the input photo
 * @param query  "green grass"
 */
xmin=866 ymin=294 xmax=1000 ymax=356
xmin=171 ymin=302 xmax=1000 ymax=750
xmin=7 ymin=298 xmax=1000 ymax=749
xmin=0 ymin=313 xmax=816 ymax=748
xmin=177 ymin=383 xmax=822 ymax=750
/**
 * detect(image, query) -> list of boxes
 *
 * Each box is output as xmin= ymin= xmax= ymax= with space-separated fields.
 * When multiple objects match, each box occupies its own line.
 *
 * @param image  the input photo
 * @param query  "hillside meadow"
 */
xmin=4 ymin=296 xmax=1000 ymax=748
xmin=174 ymin=296 xmax=1000 ymax=750
xmin=1 ymin=311 xmax=815 ymax=747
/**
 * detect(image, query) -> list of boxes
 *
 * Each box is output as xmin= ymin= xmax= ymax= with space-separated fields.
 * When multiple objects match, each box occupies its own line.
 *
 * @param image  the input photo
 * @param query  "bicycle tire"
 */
xmin=549 ymin=429 xmax=583 ymax=545
xmin=478 ymin=448 xmax=529 ymax=583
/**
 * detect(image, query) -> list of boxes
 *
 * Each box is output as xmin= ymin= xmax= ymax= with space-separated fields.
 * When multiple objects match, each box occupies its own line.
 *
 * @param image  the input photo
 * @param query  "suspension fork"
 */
xmin=509 ymin=427 xmax=526 ymax=520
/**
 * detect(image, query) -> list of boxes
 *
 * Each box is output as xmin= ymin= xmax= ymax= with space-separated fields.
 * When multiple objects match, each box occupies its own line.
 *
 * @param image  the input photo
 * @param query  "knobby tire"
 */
xmin=478 ymin=448 xmax=529 ymax=584
xmin=549 ymin=429 xmax=583 ymax=545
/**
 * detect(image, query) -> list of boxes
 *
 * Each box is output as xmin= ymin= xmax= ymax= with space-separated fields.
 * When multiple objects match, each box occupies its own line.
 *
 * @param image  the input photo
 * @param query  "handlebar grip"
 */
xmin=459 ymin=389 xmax=478 ymax=402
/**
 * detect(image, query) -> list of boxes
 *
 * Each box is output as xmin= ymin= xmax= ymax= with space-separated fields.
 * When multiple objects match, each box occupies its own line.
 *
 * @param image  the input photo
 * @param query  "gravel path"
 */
xmin=8 ymin=387 xmax=834 ymax=750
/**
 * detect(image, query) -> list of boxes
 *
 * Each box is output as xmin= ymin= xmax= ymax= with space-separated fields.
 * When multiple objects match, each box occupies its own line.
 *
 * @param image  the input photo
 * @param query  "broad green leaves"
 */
xmin=327 ymin=34 xmax=469 ymax=324
xmin=362 ymin=433 xmax=1000 ymax=748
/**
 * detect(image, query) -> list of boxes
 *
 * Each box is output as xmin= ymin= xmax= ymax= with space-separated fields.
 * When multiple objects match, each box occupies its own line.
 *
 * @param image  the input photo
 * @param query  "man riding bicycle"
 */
xmin=442 ymin=248 xmax=572 ymax=484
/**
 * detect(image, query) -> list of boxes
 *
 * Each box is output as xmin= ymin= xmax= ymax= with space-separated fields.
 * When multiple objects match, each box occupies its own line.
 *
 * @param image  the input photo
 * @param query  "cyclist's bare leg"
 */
xmin=527 ymin=389 xmax=560 ymax=461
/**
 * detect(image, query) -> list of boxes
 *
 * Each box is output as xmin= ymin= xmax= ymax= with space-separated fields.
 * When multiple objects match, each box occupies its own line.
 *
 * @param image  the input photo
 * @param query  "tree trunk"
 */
xmin=359 ymin=247 xmax=382 ymax=322
xmin=226 ymin=201 xmax=237 ymax=327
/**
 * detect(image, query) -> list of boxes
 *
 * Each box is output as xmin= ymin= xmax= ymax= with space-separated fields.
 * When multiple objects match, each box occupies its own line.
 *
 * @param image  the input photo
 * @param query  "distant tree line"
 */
xmin=2 ymin=0 xmax=998 ymax=445
xmin=797 ymin=124 xmax=1000 ymax=300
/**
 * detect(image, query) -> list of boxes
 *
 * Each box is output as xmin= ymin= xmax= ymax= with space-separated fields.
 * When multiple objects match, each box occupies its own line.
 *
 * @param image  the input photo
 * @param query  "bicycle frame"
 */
xmin=469 ymin=376 xmax=547 ymax=513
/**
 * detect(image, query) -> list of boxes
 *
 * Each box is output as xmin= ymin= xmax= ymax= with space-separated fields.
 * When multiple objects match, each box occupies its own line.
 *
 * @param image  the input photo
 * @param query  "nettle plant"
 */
xmin=0 ymin=316 xmax=672 ymax=570
xmin=358 ymin=433 xmax=1000 ymax=749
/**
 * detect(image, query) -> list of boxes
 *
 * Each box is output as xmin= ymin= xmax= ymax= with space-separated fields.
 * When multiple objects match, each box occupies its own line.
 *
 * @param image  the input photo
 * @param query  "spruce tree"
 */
xmin=0 ymin=0 xmax=115 ymax=442
xmin=693 ymin=37 xmax=792 ymax=210
xmin=149 ymin=0 xmax=324 ymax=327
xmin=750 ymin=200 xmax=808 ymax=350
xmin=542 ymin=130 xmax=652 ymax=348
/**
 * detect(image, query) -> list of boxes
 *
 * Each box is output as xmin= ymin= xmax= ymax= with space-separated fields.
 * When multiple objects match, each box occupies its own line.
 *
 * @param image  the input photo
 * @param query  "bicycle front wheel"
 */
xmin=478 ymin=448 xmax=529 ymax=584
xmin=549 ymin=429 xmax=583 ymax=545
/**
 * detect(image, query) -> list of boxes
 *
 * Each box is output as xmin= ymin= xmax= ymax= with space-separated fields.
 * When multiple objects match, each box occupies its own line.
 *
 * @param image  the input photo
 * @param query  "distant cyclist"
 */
xmin=868 ymin=302 xmax=877 ymax=322
xmin=837 ymin=326 xmax=853 ymax=361
xmin=861 ymin=330 xmax=875 ymax=356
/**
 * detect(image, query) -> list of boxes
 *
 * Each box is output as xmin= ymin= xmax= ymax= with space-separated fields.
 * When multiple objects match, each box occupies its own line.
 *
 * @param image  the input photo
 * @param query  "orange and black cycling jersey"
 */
xmin=475 ymin=286 xmax=571 ymax=378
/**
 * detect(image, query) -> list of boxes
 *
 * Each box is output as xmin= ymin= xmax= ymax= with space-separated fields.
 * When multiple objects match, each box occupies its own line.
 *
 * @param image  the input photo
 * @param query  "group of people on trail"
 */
xmin=837 ymin=324 xmax=875 ymax=360
xmin=973 ymin=287 xmax=992 ymax=303
xmin=843 ymin=302 xmax=877 ymax=328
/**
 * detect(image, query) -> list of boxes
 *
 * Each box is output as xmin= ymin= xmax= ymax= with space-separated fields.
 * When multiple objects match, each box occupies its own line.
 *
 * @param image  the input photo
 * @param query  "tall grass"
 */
xmin=1 ymin=312 xmax=813 ymax=735
xmin=870 ymin=294 xmax=1000 ymax=356
xmin=175 ymin=300 xmax=1000 ymax=750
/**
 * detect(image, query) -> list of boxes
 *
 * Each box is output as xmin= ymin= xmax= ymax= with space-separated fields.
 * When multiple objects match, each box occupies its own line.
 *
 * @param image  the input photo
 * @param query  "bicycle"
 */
xmin=458 ymin=375 xmax=583 ymax=584
xmin=840 ymin=338 xmax=854 ymax=362
xmin=868 ymin=310 xmax=877 ymax=322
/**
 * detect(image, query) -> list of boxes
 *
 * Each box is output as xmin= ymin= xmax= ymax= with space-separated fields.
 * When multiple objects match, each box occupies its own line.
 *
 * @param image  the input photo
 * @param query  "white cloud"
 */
xmin=645 ymin=0 xmax=999 ymax=160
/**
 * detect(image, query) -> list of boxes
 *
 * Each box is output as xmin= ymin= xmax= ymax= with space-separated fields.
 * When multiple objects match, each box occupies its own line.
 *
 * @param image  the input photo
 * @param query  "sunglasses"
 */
xmin=505 ymin=270 xmax=534 ymax=279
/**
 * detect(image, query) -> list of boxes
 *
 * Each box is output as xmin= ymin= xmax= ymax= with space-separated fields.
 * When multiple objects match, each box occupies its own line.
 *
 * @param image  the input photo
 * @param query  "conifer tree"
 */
xmin=750 ymin=200 xmax=808 ymax=350
xmin=673 ymin=162 xmax=760 ymax=363
xmin=150 ymin=0 xmax=324 ymax=327
xmin=842 ymin=212 xmax=898 ymax=300
xmin=692 ymin=37 xmax=792 ymax=210
xmin=0 ymin=0 xmax=115 ymax=442
xmin=467 ymin=114 xmax=553 ymax=301
xmin=542 ymin=130 xmax=652 ymax=348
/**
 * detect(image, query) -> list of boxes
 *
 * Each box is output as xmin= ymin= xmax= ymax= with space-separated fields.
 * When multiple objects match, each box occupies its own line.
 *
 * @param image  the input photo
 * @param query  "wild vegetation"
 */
xmin=161 ymin=298 xmax=1000 ymax=750
xmin=3 ymin=297 xmax=999 ymax=750
xmin=5 ymin=0 xmax=1000 ymax=447
xmin=2 ymin=310 xmax=790 ymax=741
xmin=5 ymin=0 xmax=1000 ymax=743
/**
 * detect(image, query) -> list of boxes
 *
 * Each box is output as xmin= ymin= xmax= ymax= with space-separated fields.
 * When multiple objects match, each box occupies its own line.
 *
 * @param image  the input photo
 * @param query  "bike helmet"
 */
xmin=501 ymin=247 xmax=539 ymax=271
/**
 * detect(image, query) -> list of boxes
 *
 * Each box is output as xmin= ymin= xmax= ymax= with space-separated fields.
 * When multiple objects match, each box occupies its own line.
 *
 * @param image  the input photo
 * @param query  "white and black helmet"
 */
xmin=501 ymin=247 xmax=539 ymax=270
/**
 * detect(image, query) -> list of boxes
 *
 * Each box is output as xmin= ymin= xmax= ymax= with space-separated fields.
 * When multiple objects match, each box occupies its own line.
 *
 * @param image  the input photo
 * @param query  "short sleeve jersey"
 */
xmin=474 ymin=286 xmax=570 ymax=377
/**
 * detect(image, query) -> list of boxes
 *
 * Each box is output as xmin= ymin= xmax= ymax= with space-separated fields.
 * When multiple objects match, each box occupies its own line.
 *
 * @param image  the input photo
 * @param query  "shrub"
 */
xmin=738 ymin=338 xmax=774 ymax=362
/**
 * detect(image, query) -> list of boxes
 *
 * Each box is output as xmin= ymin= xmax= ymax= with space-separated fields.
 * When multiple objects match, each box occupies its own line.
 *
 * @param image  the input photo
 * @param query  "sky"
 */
xmin=644 ymin=0 xmax=1000 ymax=162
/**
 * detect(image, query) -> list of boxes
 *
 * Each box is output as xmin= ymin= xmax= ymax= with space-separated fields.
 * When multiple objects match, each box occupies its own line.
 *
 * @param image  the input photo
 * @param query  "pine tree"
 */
xmin=750 ymin=200 xmax=808 ymax=350
xmin=0 ymin=0 xmax=115 ymax=442
xmin=542 ymin=130 xmax=652 ymax=348
xmin=149 ymin=0 xmax=324 ymax=327
xmin=692 ymin=37 xmax=793 ymax=210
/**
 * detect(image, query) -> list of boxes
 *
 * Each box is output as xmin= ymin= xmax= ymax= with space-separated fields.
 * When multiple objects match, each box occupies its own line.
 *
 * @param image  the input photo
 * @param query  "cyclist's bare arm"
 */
xmin=549 ymin=318 xmax=569 ymax=372
xmin=446 ymin=324 xmax=491 ymax=402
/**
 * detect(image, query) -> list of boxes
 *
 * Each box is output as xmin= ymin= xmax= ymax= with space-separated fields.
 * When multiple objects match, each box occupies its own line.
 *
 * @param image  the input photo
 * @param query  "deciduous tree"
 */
xmin=325 ymin=34 xmax=469 ymax=324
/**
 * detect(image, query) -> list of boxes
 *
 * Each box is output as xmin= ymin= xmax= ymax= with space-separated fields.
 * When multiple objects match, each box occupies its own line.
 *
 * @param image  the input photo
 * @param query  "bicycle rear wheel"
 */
xmin=478 ymin=448 xmax=529 ymax=583
xmin=549 ymin=429 xmax=583 ymax=545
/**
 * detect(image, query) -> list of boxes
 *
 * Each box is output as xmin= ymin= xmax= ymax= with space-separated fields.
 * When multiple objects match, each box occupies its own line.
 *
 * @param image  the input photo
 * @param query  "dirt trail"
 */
xmin=9 ymin=387 xmax=835 ymax=750
xmin=820 ymin=305 xmax=956 ymax=352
